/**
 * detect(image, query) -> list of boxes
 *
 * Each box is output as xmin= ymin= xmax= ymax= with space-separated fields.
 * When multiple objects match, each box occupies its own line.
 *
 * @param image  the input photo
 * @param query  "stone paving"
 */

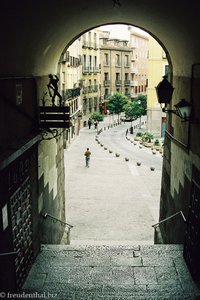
xmin=22 ymin=244 xmax=200 ymax=300
xmin=64 ymin=116 xmax=162 ymax=244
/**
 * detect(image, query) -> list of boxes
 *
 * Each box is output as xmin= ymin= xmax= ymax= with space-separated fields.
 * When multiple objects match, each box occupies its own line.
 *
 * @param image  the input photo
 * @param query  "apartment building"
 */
xmin=59 ymin=30 xmax=100 ymax=140
xmin=99 ymin=30 xmax=132 ymax=113
xmin=81 ymin=30 xmax=101 ymax=117
xmin=59 ymin=39 xmax=82 ymax=140
xmin=128 ymin=26 xmax=149 ymax=99
xmin=146 ymin=35 xmax=168 ymax=137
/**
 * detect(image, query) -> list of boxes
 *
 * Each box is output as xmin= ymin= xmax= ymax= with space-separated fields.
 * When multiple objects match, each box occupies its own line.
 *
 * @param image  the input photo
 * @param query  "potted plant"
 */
xmin=143 ymin=132 xmax=154 ymax=147
xmin=134 ymin=132 xmax=143 ymax=141
xmin=153 ymin=139 xmax=161 ymax=151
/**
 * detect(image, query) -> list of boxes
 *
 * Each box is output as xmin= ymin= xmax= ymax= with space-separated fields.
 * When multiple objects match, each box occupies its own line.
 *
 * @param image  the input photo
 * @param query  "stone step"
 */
xmin=22 ymin=244 xmax=200 ymax=300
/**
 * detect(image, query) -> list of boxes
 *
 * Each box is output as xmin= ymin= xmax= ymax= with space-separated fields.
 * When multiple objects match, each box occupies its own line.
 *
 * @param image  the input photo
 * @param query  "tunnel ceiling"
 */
xmin=0 ymin=0 xmax=200 ymax=77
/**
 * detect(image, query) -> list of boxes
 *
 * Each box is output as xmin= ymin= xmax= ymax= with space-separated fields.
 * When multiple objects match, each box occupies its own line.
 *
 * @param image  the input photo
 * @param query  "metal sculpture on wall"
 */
xmin=47 ymin=74 xmax=63 ymax=106
xmin=113 ymin=0 xmax=121 ymax=7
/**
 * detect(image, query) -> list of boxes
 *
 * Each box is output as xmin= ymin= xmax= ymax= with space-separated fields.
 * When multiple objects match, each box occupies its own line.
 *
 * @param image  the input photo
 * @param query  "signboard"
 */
xmin=2 ymin=204 xmax=8 ymax=231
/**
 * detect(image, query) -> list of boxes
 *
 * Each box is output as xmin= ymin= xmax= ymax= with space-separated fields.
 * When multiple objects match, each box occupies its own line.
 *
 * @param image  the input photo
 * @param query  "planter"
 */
xmin=136 ymin=162 xmax=141 ymax=166
xmin=125 ymin=157 xmax=129 ymax=161
xmin=109 ymin=150 xmax=113 ymax=153
xmin=115 ymin=153 xmax=120 ymax=157
xmin=139 ymin=145 xmax=143 ymax=149
xmin=104 ymin=147 xmax=107 ymax=150
xmin=150 ymin=166 xmax=155 ymax=171
xmin=144 ymin=142 xmax=153 ymax=148
xmin=134 ymin=137 xmax=142 ymax=141
xmin=155 ymin=146 xmax=161 ymax=151
xmin=152 ymin=150 xmax=157 ymax=155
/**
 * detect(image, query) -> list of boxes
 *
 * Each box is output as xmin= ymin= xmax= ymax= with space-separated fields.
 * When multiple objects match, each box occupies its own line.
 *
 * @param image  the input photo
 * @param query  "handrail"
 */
xmin=0 ymin=251 xmax=19 ymax=257
xmin=152 ymin=210 xmax=186 ymax=228
xmin=42 ymin=213 xmax=74 ymax=229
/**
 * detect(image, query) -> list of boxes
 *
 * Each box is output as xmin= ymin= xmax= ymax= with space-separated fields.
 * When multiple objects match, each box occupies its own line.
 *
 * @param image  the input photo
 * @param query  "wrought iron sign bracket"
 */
xmin=39 ymin=105 xmax=70 ymax=140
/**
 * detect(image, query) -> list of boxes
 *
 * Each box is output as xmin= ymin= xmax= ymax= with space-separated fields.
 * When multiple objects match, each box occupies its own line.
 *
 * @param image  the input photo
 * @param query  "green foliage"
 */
xmin=136 ymin=132 xmax=143 ymax=137
xmin=108 ymin=93 xmax=128 ymax=115
xmin=143 ymin=132 xmax=154 ymax=142
xmin=123 ymin=100 xmax=145 ymax=119
xmin=90 ymin=112 xmax=104 ymax=121
xmin=154 ymin=138 xmax=160 ymax=145
xmin=134 ymin=94 xmax=147 ymax=115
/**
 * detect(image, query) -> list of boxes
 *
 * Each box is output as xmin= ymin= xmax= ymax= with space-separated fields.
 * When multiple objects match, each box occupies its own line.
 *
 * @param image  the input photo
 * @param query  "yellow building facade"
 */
xmin=146 ymin=36 xmax=168 ymax=137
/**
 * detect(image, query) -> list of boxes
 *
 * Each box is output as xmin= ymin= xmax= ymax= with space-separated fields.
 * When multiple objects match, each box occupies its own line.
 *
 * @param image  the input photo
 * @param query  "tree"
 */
xmin=108 ymin=92 xmax=128 ymax=121
xmin=123 ymin=101 xmax=145 ymax=120
xmin=134 ymin=94 xmax=147 ymax=115
xmin=90 ymin=112 xmax=104 ymax=122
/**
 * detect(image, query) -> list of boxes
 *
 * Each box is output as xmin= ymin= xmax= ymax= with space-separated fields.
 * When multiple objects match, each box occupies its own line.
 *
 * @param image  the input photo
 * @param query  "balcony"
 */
xmin=65 ymin=88 xmax=81 ymax=100
xmin=82 ymin=66 xmax=89 ymax=74
xmin=82 ymin=87 xmax=88 ymax=94
xmin=131 ymin=67 xmax=138 ymax=74
xmin=131 ymin=55 xmax=137 ymax=61
xmin=93 ymin=85 xmax=98 ymax=92
xmin=130 ymin=80 xmax=138 ymax=86
xmin=115 ymin=80 xmax=122 ymax=86
xmin=124 ymin=80 xmax=131 ymax=86
xmin=104 ymin=94 xmax=111 ymax=100
xmin=131 ymin=42 xmax=138 ymax=49
xmin=104 ymin=80 xmax=111 ymax=86
xmin=93 ymin=67 xmax=100 ymax=73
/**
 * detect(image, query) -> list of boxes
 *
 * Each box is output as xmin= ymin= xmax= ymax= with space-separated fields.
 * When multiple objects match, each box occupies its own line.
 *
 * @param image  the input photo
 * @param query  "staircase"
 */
xmin=22 ymin=243 xmax=200 ymax=299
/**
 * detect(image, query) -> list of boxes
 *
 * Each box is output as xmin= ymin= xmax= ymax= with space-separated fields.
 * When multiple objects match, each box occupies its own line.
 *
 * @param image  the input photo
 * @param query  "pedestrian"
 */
xmin=84 ymin=148 xmax=91 ymax=168
xmin=88 ymin=118 xmax=92 ymax=129
xmin=94 ymin=121 xmax=98 ymax=129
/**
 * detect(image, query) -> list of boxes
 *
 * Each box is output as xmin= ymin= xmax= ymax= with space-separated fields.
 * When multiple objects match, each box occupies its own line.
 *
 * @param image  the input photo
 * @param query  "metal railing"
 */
xmin=152 ymin=210 xmax=186 ymax=228
xmin=43 ymin=213 xmax=73 ymax=229
xmin=0 ymin=251 xmax=19 ymax=257
xmin=43 ymin=213 xmax=74 ymax=245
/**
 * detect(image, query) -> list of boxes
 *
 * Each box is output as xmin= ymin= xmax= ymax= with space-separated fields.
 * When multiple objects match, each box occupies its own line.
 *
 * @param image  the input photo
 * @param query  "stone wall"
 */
xmin=157 ymin=71 xmax=200 ymax=243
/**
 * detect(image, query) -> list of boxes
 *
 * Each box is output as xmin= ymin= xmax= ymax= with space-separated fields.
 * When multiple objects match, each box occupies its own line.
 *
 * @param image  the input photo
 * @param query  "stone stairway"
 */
xmin=22 ymin=243 xmax=200 ymax=300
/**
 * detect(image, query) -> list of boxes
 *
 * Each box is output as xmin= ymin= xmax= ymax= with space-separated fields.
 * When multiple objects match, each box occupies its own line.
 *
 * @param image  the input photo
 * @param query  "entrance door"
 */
xmin=0 ymin=146 xmax=35 ymax=291
xmin=183 ymin=179 xmax=200 ymax=280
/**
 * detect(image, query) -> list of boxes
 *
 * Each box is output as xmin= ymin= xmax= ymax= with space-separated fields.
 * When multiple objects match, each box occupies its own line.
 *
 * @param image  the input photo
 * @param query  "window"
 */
xmin=116 ymin=54 xmax=120 ymax=66
xmin=89 ymin=55 xmax=92 ymax=68
xmin=116 ymin=73 xmax=120 ymax=80
xmin=94 ymin=56 xmax=97 ymax=68
xmin=124 ymin=55 xmax=129 ymax=67
xmin=104 ymin=72 xmax=109 ymax=80
xmin=83 ymin=55 xmax=86 ymax=68
xmin=104 ymin=53 xmax=109 ymax=65
xmin=125 ymin=73 xmax=129 ymax=80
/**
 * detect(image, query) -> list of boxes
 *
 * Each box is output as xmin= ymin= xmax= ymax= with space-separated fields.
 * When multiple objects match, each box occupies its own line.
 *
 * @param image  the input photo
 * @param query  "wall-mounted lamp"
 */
xmin=155 ymin=76 xmax=192 ymax=122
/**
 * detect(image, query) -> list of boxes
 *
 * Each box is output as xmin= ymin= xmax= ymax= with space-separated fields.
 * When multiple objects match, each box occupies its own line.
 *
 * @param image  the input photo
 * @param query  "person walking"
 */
xmin=88 ymin=118 xmax=92 ymax=129
xmin=84 ymin=148 xmax=91 ymax=168
xmin=94 ymin=121 xmax=98 ymax=129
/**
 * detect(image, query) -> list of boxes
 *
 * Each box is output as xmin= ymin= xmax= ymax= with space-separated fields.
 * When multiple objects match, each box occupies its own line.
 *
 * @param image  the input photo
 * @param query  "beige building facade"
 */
xmin=128 ymin=27 xmax=149 ymax=99
xmin=99 ymin=30 xmax=132 ymax=112
xmin=146 ymin=35 xmax=168 ymax=137
xmin=81 ymin=30 xmax=100 ymax=117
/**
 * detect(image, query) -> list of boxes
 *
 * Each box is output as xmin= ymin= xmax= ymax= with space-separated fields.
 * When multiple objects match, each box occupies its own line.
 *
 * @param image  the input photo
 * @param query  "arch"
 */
xmin=60 ymin=22 xmax=173 ymax=80
xmin=1 ymin=0 xmax=199 ymax=77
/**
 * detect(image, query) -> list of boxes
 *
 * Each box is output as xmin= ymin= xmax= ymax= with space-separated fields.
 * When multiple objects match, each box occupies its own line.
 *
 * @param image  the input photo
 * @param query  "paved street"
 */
xmin=64 ymin=116 xmax=163 ymax=245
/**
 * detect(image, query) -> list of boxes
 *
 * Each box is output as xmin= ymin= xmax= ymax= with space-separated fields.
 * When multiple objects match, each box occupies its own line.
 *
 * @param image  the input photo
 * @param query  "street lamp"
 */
xmin=137 ymin=100 xmax=142 ymax=129
xmin=155 ymin=76 xmax=192 ymax=122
